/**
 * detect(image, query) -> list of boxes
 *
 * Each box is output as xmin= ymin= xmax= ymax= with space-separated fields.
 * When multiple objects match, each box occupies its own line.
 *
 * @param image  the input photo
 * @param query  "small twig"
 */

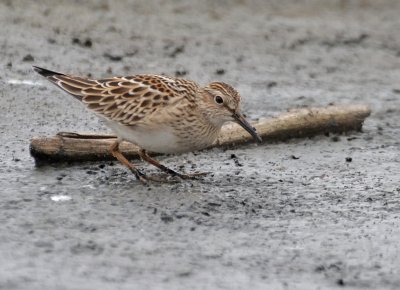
xmin=30 ymin=105 xmax=371 ymax=164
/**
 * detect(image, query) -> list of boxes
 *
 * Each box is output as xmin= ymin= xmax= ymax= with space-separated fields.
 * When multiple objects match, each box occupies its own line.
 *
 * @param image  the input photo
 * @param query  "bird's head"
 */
xmin=199 ymin=82 xmax=262 ymax=143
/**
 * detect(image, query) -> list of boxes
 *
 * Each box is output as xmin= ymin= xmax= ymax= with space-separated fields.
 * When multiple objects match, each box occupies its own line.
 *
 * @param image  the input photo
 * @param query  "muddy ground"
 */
xmin=1 ymin=0 xmax=400 ymax=289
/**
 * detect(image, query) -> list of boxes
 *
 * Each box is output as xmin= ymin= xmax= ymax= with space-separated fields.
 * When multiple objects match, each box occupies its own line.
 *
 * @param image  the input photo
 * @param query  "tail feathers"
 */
xmin=33 ymin=66 xmax=65 ymax=78
xmin=33 ymin=66 xmax=97 ymax=101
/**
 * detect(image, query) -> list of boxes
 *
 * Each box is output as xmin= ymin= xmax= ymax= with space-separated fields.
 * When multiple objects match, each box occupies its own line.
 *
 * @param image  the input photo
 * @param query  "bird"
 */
xmin=33 ymin=66 xmax=262 ymax=183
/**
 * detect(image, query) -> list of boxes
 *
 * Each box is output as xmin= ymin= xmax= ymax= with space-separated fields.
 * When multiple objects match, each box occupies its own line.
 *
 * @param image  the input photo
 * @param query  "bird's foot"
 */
xmin=130 ymin=168 xmax=208 ymax=184
xmin=130 ymin=169 xmax=180 ymax=184
xmin=174 ymin=171 xmax=209 ymax=180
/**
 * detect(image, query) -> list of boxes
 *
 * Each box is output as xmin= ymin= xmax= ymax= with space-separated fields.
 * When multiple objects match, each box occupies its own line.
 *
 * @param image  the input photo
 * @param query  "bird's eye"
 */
xmin=215 ymin=95 xmax=224 ymax=104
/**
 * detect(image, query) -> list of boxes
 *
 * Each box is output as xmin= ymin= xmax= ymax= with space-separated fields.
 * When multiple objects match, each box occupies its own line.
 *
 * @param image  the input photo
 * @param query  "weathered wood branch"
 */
xmin=30 ymin=105 xmax=371 ymax=164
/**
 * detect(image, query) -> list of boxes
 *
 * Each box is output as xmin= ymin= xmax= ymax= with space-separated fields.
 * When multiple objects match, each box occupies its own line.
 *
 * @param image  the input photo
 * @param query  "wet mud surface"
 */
xmin=1 ymin=1 xmax=400 ymax=289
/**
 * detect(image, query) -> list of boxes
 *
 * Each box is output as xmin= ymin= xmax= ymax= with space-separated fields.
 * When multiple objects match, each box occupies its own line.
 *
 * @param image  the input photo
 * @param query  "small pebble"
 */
xmin=103 ymin=53 xmax=122 ymax=61
xmin=83 ymin=38 xmax=92 ymax=47
xmin=331 ymin=136 xmax=340 ymax=142
xmin=337 ymin=279 xmax=345 ymax=286
xmin=175 ymin=69 xmax=187 ymax=77
xmin=160 ymin=213 xmax=173 ymax=223
xmin=215 ymin=68 xmax=225 ymax=75
xmin=22 ymin=54 xmax=34 ymax=62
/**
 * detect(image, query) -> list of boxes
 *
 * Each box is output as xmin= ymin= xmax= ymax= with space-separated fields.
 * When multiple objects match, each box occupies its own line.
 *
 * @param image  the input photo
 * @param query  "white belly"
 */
xmin=105 ymin=120 xmax=183 ymax=154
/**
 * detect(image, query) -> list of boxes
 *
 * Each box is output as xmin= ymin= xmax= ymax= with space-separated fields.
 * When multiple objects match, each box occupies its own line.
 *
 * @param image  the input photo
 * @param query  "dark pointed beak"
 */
xmin=232 ymin=112 xmax=262 ymax=143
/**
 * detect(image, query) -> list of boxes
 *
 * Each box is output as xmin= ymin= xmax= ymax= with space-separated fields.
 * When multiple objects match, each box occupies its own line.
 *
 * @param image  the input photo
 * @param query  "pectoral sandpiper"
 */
xmin=33 ymin=66 xmax=261 ymax=183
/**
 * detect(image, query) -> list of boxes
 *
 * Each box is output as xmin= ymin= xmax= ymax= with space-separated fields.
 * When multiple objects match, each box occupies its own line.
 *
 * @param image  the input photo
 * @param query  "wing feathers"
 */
xmin=34 ymin=66 xmax=199 ymax=125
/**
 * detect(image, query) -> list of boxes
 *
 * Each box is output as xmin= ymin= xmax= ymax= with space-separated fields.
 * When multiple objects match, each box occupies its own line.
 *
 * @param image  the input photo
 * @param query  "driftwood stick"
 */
xmin=30 ymin=105 xmax=371 ymax=163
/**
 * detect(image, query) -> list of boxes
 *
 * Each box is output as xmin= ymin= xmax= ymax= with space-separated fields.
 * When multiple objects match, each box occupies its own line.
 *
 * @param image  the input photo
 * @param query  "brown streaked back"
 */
xmin=33 ymin=66 xmax=200 ymax=126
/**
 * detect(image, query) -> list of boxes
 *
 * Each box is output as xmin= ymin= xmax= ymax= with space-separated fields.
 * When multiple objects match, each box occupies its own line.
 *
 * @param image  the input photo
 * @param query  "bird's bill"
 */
xmin=232 ymin=113 xmax=262 ymax=143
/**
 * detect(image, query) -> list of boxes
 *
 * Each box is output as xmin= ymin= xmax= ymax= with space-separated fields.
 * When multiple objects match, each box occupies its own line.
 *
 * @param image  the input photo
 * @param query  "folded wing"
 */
xmin=33 ymin=66 xmax=195 ymax=126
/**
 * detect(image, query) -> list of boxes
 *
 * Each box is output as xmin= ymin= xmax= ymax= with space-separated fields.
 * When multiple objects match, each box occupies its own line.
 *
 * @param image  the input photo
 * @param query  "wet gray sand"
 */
xmin=1 ymin=1 xmax=400 ymax=289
